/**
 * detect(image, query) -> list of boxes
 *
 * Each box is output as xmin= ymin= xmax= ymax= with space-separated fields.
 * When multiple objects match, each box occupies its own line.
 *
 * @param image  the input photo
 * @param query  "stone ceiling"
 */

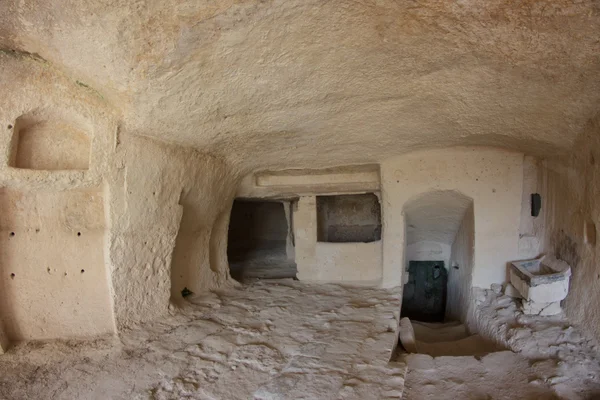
xmin=1 ymin=0 xmax=600 ymax=171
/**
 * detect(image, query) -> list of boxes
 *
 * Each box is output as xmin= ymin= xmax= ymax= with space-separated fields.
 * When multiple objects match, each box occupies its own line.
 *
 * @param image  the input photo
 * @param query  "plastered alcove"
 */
xmin=8 ymin=111 xmax=91 ymax=171
xmin=0 ymin=52 xmax=118 ymax=345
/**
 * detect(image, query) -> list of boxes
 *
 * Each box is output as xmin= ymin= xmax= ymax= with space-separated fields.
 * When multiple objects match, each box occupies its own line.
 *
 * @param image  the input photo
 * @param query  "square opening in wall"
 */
xmin=316 ymin=193 xmax=381 ymax=243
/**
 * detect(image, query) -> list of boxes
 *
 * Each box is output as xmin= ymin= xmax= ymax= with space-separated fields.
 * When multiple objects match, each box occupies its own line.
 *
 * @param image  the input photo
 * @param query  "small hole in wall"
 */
xmin=531 ymin=193 xmax=542 ymax=217
xmin=181 ymin=287 xmax=193 ymax=298
xmin=584 ymin=221 xmax=596 ymax=246
xmin=9 ymin=232 xmax=15 ymax=237
xmin=10 ymin=273 xmax=15 ymax=279
xmin=77 ymin=232 xmax=81 ymax=236
xmin=81 ymin=269 xmax=85 ymax=274
xmin=7 ymin=124 xmax=13 ymax=129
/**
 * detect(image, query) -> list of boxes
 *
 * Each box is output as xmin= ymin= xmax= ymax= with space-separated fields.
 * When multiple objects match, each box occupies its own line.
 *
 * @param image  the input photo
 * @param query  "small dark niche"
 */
xmin=181 ymin=287 xmax=194 ymax=298
xmin=531 ymin=193 xmax=542 ymax=217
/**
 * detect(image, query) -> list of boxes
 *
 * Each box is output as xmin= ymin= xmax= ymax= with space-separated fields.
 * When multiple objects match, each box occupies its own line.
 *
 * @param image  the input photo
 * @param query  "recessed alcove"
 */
xmin=9 ymin=112 xmax=91 ymax=171
xmin=316 ymin=193 xmax=381 ymax=243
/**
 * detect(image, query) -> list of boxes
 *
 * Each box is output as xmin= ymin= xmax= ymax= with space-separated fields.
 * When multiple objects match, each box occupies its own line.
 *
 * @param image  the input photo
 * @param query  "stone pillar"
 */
xmin=380 ymin=166 xmax=405 ymax=288
xmin=282 ymin=201 xmax=295 ymax=262
xmin=294 ymin=196 xmax=318 ymax=280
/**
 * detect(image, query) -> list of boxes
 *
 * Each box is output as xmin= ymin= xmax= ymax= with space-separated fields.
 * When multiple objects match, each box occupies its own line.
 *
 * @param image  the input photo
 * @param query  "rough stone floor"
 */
xmin=1 ymin=281 xmax=599 ymax=400
xmin=0 ymin=281 xmax=404 ymax=400
xmin=229 ymin=248 xmax=297 ymax=281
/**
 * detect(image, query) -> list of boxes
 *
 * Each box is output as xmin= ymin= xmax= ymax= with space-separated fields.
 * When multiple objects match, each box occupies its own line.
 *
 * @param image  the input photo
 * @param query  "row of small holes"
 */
xmin=10 ymin=269 xmax=85 ymax=278
xmin=8 ymin=231 xmax=82 ymax=236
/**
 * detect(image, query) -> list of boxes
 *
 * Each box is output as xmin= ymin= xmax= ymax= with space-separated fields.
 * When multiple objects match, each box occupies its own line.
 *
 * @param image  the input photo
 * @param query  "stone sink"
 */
xmin=510 ymin=255 xmax=571 ymax=305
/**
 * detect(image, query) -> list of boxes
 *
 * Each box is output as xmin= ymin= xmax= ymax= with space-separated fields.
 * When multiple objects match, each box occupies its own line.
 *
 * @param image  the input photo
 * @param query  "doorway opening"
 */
xmin=396 ymin=191 xmax=500 ymax=358
xmin=401 ymin=190 xmax=475 ymax=322
xmin=401 ymin=261 xmax=447 ymax=322
xmin=227 ymin=199 xmax=296 ymax=281
xmin=400 ymin=190 xmax=473 ymax=323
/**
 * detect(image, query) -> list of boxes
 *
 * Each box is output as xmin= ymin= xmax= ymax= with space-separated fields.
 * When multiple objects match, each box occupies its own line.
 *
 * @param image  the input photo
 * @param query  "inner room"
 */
xmin=1 ymin=2 xmax=600 ymax=399
xmin=227 ymin=199 xmax=296 ymax=281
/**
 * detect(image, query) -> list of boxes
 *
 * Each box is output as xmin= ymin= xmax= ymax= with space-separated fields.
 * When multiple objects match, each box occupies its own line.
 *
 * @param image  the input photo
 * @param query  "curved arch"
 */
xmin=403 ymin=190 xmax=473 ymax=246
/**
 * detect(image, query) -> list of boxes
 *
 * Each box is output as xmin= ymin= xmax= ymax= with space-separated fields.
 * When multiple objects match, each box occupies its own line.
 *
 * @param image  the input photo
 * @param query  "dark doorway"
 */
xmin=227 ymin=200 xmax=296 ymax=281
xmin=401 ymin=261 xmax=447 ymax=322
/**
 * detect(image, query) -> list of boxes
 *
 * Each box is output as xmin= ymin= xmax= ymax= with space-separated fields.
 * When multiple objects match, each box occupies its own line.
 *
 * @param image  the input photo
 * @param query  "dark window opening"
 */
xmin=316 ymin=193 xmax=381 ymax=243
xmin=531 ymin=193 xmax=542 ymax=217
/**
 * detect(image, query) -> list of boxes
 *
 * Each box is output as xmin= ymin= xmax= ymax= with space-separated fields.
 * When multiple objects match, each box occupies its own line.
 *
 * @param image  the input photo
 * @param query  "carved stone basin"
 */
xmin=510 ymin=255 xmax=571 ymax=304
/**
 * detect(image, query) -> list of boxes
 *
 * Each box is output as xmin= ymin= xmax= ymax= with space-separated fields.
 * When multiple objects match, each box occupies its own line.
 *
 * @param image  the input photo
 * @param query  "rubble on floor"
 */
xmin=0 ymin=280 xmax=405 ymax=400
xmin=402 ymin=288 xmax=600 ymax=400
xmin=468 ymin=288 xmax=600 ymax=399
xmin=1 ymin=281 xmax=599 ymax=400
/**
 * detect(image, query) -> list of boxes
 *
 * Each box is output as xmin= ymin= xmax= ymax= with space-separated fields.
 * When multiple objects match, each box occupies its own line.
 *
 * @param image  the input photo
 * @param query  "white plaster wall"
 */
xmin=405 ymin=241 xmax=451 ymax=271
xmin=518 ymin=156 xmax=544 ymax=259
xmin=313 ymin=242 xmax=382 ymax=283
xmin=447 ymin=203 xmax=475 ymax=323
xmin=380 ymin=147 xmax=524 ymax=289
xmin=294 ymin=196 xmax=382 ymax=284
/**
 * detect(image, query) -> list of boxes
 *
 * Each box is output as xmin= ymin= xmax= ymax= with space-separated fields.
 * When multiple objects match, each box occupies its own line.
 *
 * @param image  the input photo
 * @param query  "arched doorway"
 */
xmin=401 ymin=190 xmax=474 ymax=322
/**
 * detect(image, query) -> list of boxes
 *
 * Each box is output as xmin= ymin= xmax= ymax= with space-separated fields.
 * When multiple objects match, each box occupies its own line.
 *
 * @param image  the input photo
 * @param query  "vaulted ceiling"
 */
xmin=2 ymin=0 xmax=599 ymax=171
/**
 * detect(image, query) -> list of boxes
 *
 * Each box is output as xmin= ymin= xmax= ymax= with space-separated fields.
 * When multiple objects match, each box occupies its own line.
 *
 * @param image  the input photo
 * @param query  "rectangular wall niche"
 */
xmin=317 ymin=193 xmax=381 ymax=243
xmin=9 ymin=115 xmax=91 ymax=171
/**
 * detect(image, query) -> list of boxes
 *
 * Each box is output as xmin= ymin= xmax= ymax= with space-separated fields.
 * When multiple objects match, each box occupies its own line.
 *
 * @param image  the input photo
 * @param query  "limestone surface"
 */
xmin=0 ymin=281 xmax=405 ymax=400
xmin=2 ymin=1 xmax=600 ymax=171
